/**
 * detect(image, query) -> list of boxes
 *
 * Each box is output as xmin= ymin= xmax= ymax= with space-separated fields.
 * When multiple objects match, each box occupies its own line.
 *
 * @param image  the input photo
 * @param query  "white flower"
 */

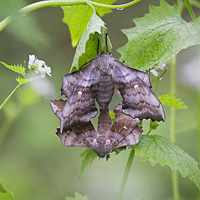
xmin=150 ymin=69 xmax=159 ymax=77
xmin=28 ymin=55 xmax=51 ymax=78
xmin=28 ymin=55 xmax=43 ymax=69
xmin=158 ymin=63 xmax=166 ymax=70
xmin=37 ymin=65 xmax=52 ymax=78
xmin=150 ymin=63 xmax=166 ymax=77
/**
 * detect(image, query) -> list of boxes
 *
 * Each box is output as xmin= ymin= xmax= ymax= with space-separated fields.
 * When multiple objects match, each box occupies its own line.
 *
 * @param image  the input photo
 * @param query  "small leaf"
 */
xmin=0 ymin=180 xmax=13 ymax=200
xmin=65 ymin=192 xmax=89 ymax=200
xmin=133 ymin=135 xmax=200 ymax=189
xmin=118 ymin=0 xmax=200 ymax=71
xmin=158 ymin=94 xmax=187 ymax=109
xmin=1 ymin=62 xmax=25 ymax=76
xmin=150 ymin=121 xmax=159 ymax=130
xmin=112 ymin=146 xmax=127 ymax=155
xmin=62 ymin=0 xmax=116 ymax=47
xmin=79 ymin=148 xmax=97 ymax=178
xmin=109 ymin=111 xmax=115 ymax=122
xmin=16 ymin=77 xmax=30 ymax=85
xmin=70 ymin=12 xmax=112 ymax=71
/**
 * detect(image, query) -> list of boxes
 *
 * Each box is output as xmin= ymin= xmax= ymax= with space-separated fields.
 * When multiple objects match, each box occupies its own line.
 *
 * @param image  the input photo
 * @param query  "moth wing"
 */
xmin=56 ymin=121 xmax=97 ymax=147
xmin=60 ymin=61 xmax=100 ymax=132
xmin=61 ymin=67 xmax=86 ymax=98
xmin=110 ymin=104 xmax=143 ymax=148
xmin=112 ymin=60 xmax=165 ymax=122
xmin=50 ymin=99 xmax=67 ymax=119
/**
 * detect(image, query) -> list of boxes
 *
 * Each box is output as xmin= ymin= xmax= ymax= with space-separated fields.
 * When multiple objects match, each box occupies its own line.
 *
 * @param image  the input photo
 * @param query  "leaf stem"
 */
xmin=0 ymin=84 xmax=21 ymax=111
xmin=117 ymin=149 xmax=135 ymax=200
xmin=89 ymin=0 xmax=142 ymax=9
xmin=0 ymin=0 xmax=141 ymax=32
xmin=198 ymin=47 xmax=200 ymax=163
xmin=0 ymin=0 xmax=87 ymax=32
xmin=170 ymin=56 xmax=180 ymax=200
xmin=184 ymin=0 xmax=196 ymax=20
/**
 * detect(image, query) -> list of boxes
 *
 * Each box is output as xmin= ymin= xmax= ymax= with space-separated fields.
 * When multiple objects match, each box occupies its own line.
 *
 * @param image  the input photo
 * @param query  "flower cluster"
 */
xmin=150 ymin=63 xmax=166 ymax=77
xmin=28 ymin=55 xmax=51 ymax=78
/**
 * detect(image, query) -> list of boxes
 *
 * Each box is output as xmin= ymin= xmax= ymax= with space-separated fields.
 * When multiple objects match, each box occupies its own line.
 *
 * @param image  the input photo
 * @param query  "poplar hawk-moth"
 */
xmin=50 ymin=52 xmax=165 ymax=158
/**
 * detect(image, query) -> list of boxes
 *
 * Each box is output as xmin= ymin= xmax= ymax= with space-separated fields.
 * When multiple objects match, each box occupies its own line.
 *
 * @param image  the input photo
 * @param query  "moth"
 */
xmin=51 ymin=52 xmax=165 ymax=158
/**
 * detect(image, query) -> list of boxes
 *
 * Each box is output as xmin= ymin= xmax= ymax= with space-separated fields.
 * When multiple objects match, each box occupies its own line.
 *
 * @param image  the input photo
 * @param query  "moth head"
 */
xmin=91 ymin=136 xmax=112 ymax=158
xmin=96 ymin=55 xmax=113 ymax=76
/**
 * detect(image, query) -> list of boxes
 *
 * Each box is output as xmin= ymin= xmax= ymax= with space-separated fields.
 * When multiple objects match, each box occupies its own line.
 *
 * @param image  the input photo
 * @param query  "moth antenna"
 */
xmin=105 ymin=32 xmax=108 ymax=53
xmin=79 ymin=58 xmax=96 ymax=69
xmin=97 ymin=39 xmax=99 ymax=55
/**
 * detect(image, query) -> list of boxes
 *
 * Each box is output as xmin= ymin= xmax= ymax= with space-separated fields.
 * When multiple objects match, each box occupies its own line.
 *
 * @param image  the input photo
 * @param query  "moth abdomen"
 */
xmin=96 ymin=75 xmax=114 ymax=109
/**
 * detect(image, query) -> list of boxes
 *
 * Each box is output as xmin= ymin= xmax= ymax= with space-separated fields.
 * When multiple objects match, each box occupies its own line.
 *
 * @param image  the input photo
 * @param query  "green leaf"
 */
xmin=109 ymin=111 xmax=115 ymax=122
xmin=79 ymin=148 xmax=97 ymax=178
xmin=70 ymin=12 xmax=112 ymax=72
xmin=158 ymin=94 xmax=187 ymax=109
xmin=118 ymin=0 xmax=200 ymax=71
xmin=133 ymin=134 xmax=200 ymax=189
xmin=149 ymin=121 xmax=159 ymax=130
xmin=62 ymin=0 xmax=116 ymax=47
xmin=112 ymin=146 xmax=127 ymax=155
xmin=16 ymin=77 xmax=30 ymax=85
xmin=65 ymin=192 xmax=89 ymax=200
xmin=0 ymin=180 xmax=13 ymax=200
xmin=1 ymin=62 xmax=26 ymax=76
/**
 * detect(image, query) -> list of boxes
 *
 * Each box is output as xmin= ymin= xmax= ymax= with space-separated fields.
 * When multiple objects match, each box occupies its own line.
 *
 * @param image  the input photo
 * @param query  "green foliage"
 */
xmin=132 ymin=134 xmax=200 ymax=189
xmin=62 ymin=0 xmax=116 ymax=47
xmin=70 ymin=12 xmax=112 ymax=72
xmin=149 ymin=121 xmax=159 ymax=130
xmin=118 ymin=0 xmax=200 ymax=71
xmin=0 ymin=180 xmax=13 ymax=200
xmin=65 ymin=192 xmax=89 ymax=200
xmin=1 ymin=62 xmax=25 ymax=76
xmin=109 ymin=111 xmax=115 ymax=122
xmin=158 ymin=94 xmax=187 ymax=109
xmin=79 ymin=148 xmax=97 ymax=178
xmin=146 ymin=121 xmax=160 ymax=135
xmin=16 ymin=77 xmax=30 ymax=85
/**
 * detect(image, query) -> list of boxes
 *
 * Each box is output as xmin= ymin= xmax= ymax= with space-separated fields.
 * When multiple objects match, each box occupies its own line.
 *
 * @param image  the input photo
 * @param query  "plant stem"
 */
xmin=184 ymin=0 xmax=196 ymax=20
xmin=89 ymin=0 xmax=142 ymax=9
xmin=117 ymin=149 xmax=135 ymax=200
xmin=170 ymin=56 xmax=180 ymax=200
xmin=184 ymin=0 xmax=200 ymax=165
xmin=198 ymin=46 xmax=200 ymax=163
xmin=0 ymin=84 xmax=21 ymax=111
xmin=0 ymin=0 xmax=141 ymax=32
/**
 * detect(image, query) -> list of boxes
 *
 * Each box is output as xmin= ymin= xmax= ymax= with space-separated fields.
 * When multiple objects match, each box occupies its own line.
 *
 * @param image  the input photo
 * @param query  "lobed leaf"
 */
xmin=0 ymin=180 xmax=13 ymax=200
xmin=16 ymin=77 xmax=30 ymax=85
xmin=1 ymin=62 xmax=25 ymax=76
xmin=79 ymin=148 xmax=97 ymax=178
xmin=118 ymin=0 xmax=200 ymax=71
xmin=65 ymin=192 xmax=89 ymax=200
xmin=133 ymin=134 xmax=200 ymax=190
xmin=62 ymin=0 xmax=116 ymax=47
xmin=158 ymin=94 xmax=187 ymax=109
xmin=70 ymin=12 xmax=112 ymax=72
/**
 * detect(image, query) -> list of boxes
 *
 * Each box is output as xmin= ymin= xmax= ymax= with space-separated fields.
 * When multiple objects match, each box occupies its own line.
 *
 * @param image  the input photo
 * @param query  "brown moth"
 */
xmin=50 ymin=52 xmax=165 ymax=158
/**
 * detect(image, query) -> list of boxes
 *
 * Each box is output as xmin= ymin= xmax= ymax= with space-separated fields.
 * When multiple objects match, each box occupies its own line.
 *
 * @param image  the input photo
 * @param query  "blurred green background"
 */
xmin=0 ymin=0 xmax=199 ymax=199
